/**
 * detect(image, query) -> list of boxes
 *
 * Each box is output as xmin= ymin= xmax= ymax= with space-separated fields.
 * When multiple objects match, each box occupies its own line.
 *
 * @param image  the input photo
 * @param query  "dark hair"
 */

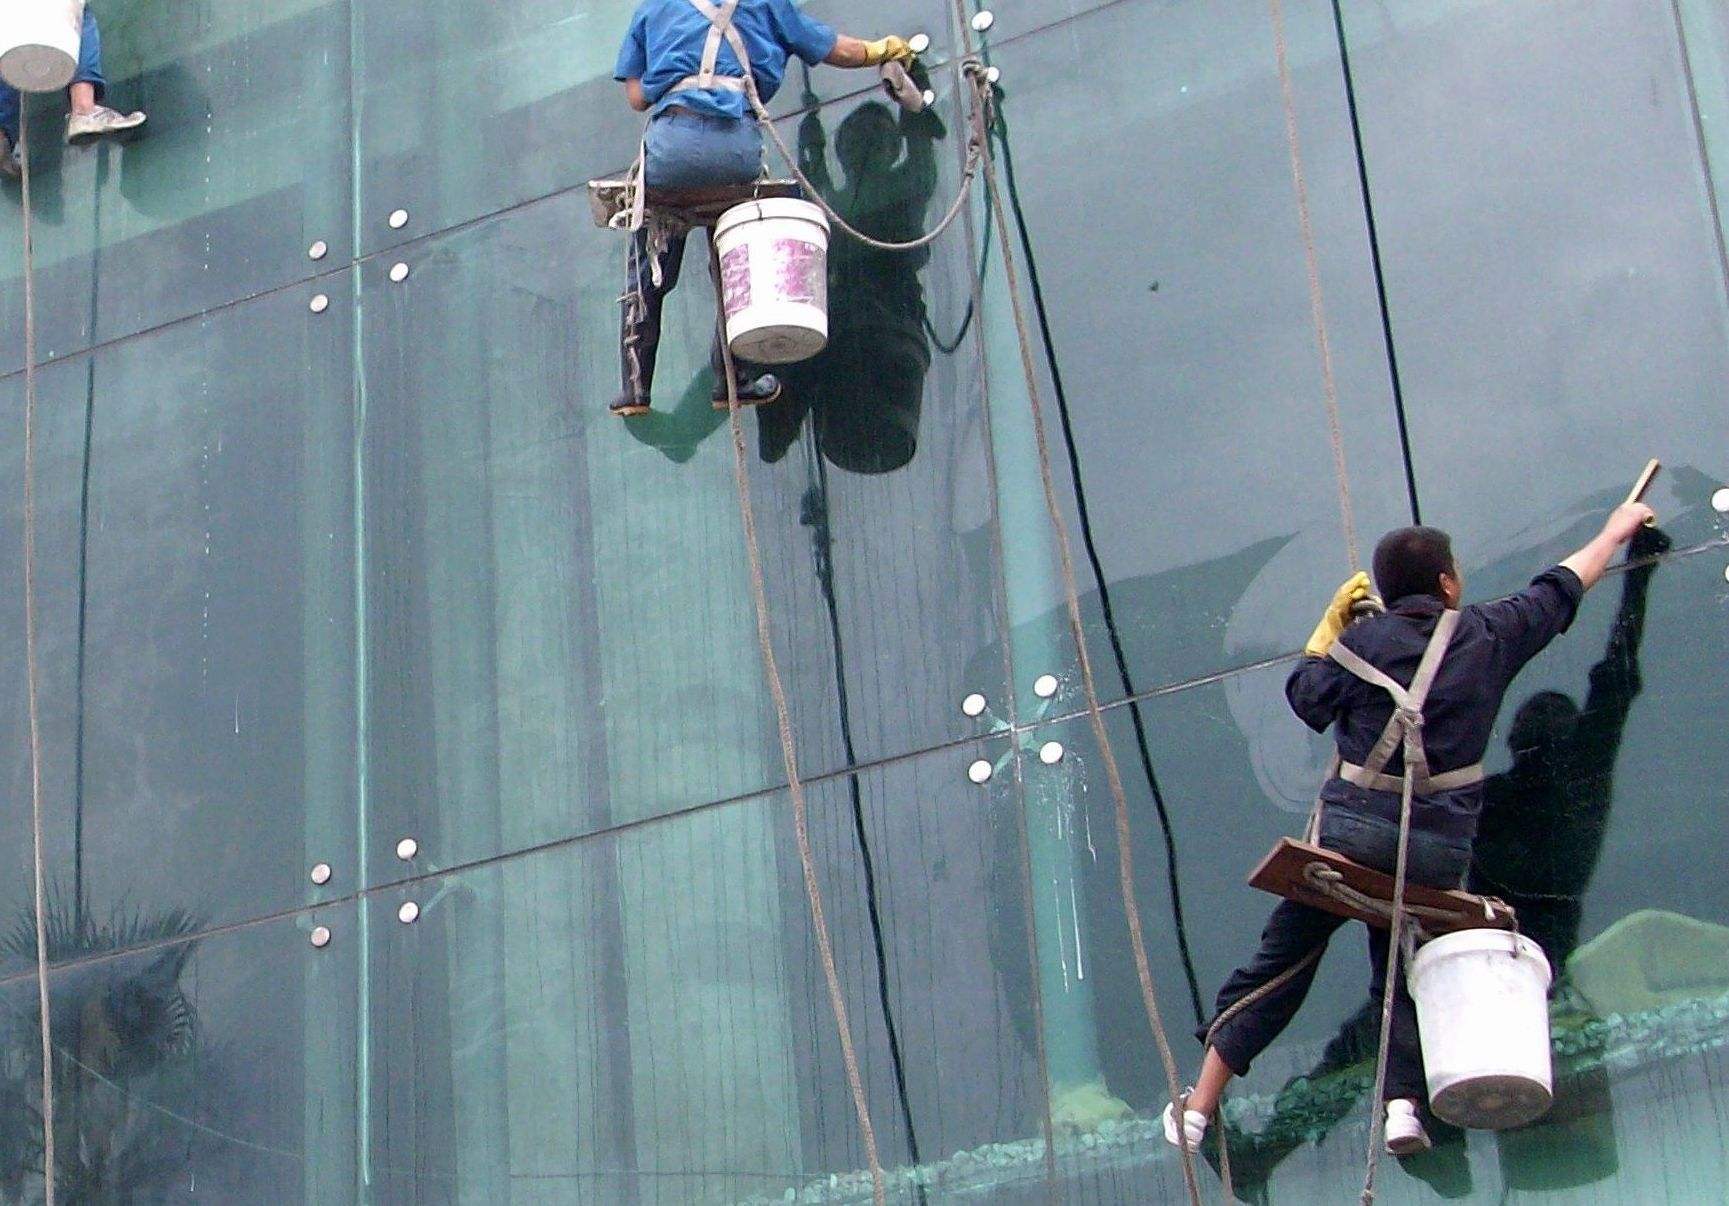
xmin=1372 ymin=526 xmax=1456 ymax=604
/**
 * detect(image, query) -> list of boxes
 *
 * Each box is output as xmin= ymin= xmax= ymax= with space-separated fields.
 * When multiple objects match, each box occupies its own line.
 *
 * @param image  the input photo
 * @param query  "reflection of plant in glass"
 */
xmin=0 ymin=893 xmax=200 ymax=1199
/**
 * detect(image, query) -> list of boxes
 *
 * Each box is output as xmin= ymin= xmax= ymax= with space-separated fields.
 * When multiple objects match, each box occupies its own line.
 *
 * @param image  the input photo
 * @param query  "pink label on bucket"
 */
xmin=770 ymin=239 xmax=826 ymax=307
xmin=721 ymin=244 xmax=752 ymax=313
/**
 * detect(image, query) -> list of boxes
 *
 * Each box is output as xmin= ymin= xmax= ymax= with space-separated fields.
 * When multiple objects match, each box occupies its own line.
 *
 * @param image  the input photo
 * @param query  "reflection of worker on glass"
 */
xmin=1472 ymin=524 xmax=1668 ymax=976
xmin=756 ymin=88 xmax=942 ymax=472
xmin=1166 ymin=503 xmax=1657 ymax=1161
xmin=610 ymin=0 xmax=914 ymax=417
xmin=0 ymin=8 xmax=147 ymax=179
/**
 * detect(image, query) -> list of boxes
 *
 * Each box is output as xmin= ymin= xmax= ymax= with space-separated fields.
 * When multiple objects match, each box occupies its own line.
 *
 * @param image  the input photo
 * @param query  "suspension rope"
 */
xmin=1267 ymin=0 xmax=1361 ymax=572
xmin=954 ymin=25 xmax=1202 ymax=1206
xmin=1360 ymin=754 xmax=1418 ymax=1204
xmin=743 ymin=61 xmax=993 ymax=254
xmin=711 ymin=248 xmax=886 ymax=1206
xmin=18 ymin=100 xmax=60 ymax=1206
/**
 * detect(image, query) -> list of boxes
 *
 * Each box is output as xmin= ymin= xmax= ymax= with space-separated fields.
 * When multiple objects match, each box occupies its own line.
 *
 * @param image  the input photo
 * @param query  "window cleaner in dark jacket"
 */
xmin=1164 ymin=501 xmax=1657 ymax=1159
xmin=611 ymin=0 xmax=915 ymax=418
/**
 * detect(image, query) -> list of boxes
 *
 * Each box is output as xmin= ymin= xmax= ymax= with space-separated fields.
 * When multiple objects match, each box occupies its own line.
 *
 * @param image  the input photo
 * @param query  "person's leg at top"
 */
xmin=65 ymin=10 xmax=147 ymax=144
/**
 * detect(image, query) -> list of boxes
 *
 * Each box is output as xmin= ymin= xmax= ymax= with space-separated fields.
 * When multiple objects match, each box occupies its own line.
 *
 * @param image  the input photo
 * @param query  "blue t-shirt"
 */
xmin=615 ymin=0 xmax=839 ymax=120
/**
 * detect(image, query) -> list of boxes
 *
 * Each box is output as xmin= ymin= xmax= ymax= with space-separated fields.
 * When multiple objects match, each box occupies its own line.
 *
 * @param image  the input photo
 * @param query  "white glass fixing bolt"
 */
xmin=971 ymin=10 xmax=995 ymax=33
xmin=1033 ymin=674 xmax=1059 ymax=699
xmin=396 ymin=837 xmax=418 ymax=861
xmin=308 ymin=240 xmax=328 ymax=261
xmin=389 ymin=261 xmax=410 ymax=283
xmin=310 ymin=925 xmax=332 ymax=948
xmin=389 ymin=208 xmax=410 ymax=230
xmin=1713 ymin=487 xmax=1729 ymax=513
xmin=968 ymin=758 xmax=994 ymax=784
xmin=310 ymin=862 xmax=332 ymax=886
xmin=908 ymin=33 xmax=931 ymax=55
xmin=1039 ymin=741 xmax=1065 ymax=765
xmin=985 ymin=66 xmax=1001 ymax=84
xmin=962 ymin=692 xmax=988 ymax=718
xmin=309 ymin=294 xmax=330 ymax=314
xmin=398 ymin=901 xmax=421 ymax=924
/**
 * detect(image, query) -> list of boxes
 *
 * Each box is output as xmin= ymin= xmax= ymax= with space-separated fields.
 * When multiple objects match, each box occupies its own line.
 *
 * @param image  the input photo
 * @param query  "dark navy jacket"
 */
xmin=1286 ymin=566 xmax=1586 ymax=839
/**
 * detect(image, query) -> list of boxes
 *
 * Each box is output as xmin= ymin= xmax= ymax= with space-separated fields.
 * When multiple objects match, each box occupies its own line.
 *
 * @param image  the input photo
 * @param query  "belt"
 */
xmin=1336 ymin=760 xmax=1484 ymax=795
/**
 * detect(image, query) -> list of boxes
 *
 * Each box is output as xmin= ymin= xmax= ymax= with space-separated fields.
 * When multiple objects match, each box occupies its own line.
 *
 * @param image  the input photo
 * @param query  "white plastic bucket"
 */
xmin=0 ymin=1 xmax=84 ymax=93
xmin=1409 ymin=929 xmax=1554 ymax=1129
xmin=714 ymin=198 xmax=829 ymax=365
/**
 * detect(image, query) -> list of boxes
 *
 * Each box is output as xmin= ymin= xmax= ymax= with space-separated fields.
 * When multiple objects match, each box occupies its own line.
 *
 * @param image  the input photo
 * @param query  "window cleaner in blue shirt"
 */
xmin=611 ymin=0 xmax=915 ymax=418
xmin=1163 ymin=500 xmax=1657 ymax=1161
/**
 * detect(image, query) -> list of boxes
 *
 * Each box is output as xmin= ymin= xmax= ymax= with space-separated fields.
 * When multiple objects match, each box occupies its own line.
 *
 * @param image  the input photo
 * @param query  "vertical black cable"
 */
xmin=801 ymin=382 xmax=925 ymax=1191
xmin=1668 ymin=0 xmax=1729 ymax=313
xmin=1329 ymin=0 xmax=1423 ymax=525
xmin=992 ymin=108 xmax=1207 ymax=1027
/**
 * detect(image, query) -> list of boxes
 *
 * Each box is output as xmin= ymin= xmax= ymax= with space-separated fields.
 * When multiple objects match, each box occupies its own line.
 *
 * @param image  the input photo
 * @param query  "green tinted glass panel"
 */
xmin=979 ymin=0 xmax=1416 ymax=723
xmin=364 ymin=734 xmax=1055 ymax=1202
xmin=22 ymin=280 xmax=357 ymax=933
xmin=0 ymin=1 xmax=353 ymax=373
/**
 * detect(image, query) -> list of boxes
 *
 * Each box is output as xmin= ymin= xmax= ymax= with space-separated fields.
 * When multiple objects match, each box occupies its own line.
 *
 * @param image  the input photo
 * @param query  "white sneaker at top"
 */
xmin=66 ymin=106 xmax=148 ymax=144
xmin=1385 ymin=1098 xmax=1432 ymax=1156
xmin=1162 ymin=1094 xmax=1210 ymax=1153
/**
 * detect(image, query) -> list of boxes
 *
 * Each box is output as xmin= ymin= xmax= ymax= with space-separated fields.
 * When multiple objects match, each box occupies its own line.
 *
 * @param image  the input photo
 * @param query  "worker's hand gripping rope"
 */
xmin=1305 ymin=570 xmax=1375 ymax=657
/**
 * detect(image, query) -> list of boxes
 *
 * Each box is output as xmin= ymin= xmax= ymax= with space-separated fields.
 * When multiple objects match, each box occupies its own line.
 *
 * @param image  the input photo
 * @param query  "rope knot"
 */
xmin=1394 ymin=705 xmax=1423 ymax=733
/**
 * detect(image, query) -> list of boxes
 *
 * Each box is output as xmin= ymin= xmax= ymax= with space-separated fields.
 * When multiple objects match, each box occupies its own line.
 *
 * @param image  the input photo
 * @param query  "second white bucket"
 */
xmin=1409 ymin=928 xmax=1554 ymax=1130
xmin=714 ymin=198 xmax=830 ymax=365
xmin=0 ymin=1 xmax=84 ymax=93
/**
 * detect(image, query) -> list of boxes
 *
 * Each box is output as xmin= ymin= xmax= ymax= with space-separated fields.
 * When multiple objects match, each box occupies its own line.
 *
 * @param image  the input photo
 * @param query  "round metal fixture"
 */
xmin=1039 ymin=741 xmax=1065 ymax=765
xmin=309 ymin=294 xmax=330 ymax=314
xmin=971 ymin=10 xmax=995 ymax=33
xmin=398 ymin=901 xmax=421 ymax=924
xmin=908 ymin=33 xmax=931 ymax=55
xmin=1033 ymin=674 xmax=1059 ymax=699
xmin=389 ymin=261 xmax=410 ymax=283
xmin=1713 ymin=487 xmax=1729 ymax=513
xmin=967 ymin=758 xmax=994 ymax=784
xmin=308 ymin=240 xmax=328 ymax=261
xmin=388 ymin=208 xmax=410 ymax=230
xmin=310 ymin=925 xmax=332 ymax=948
xmin=922 ymin=90 xmax=936 ymax=106
xmin=310 ymin=862 xmax=332 ymax=886
xmin=961 ymin=692 xmax=988 ymax=717
xmin=396 ymin=837 xmax=419 ymax=861
xmin=985 ymin=66 xmax=1001 ymax=84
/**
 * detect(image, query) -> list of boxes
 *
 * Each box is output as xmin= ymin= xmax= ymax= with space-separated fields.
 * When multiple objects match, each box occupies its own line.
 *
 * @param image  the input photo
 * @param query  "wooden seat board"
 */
xmin=1248 ymin=838 xmax=1516 ymax=935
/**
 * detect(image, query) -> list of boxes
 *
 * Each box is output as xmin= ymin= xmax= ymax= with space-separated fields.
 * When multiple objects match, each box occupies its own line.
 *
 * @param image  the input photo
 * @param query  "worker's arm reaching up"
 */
xmin=1559 ymin=502 xmax=1657 ymax=590
xmin=825 ymin=35 xmax=915 ymax=68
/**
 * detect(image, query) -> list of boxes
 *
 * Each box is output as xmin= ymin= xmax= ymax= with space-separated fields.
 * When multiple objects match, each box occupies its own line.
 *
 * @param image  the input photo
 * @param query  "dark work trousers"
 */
xmin=1200 ymin=807 xmax=1472 ymax=1102
xmin=619 ymin=109 xmax=766 ymax=407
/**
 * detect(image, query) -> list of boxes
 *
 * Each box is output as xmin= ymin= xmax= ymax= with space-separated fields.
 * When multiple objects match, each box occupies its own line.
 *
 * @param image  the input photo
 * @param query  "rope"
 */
xmin=744 ymin=61 xmax=993 ymax=254
xmin=1266 ymin=0 xmax=1360 ymax=571
xmin=956 ymin=30 xmax=1202 ymax=1206
xmin=1360 ymin=740 xmax=1418 ymax=1204
xmin=710 ymin=246 xmax=886 ymax=1206
xmin=18 ymin=100 xmax=59 ymax=1206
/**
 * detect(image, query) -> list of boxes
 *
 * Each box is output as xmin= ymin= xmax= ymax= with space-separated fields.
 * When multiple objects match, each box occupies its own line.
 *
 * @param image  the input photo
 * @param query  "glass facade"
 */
xmin=0 ymin=1 xmax=1724 ymax=1201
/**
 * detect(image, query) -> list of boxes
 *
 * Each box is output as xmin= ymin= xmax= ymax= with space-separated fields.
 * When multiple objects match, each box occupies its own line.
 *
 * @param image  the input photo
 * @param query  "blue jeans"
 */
xmin=0 ymin=7 xmax=107 ymax=147
xmin=620 ymin=110 xmax=765 ymax=403
xmin=1200 ymin=808 xmax=1472 ymax=1102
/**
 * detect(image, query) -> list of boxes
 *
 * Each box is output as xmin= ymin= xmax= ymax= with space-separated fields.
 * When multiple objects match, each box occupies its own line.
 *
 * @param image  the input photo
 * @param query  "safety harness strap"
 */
xmin=679 ymin=0 xmax=751 ymax=93
xmin=1329 ymin=609 xmax=1480 ymax=793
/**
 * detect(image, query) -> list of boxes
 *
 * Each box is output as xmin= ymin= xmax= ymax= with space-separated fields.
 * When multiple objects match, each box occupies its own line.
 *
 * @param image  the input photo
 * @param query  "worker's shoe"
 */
xmin=711 ymin=373 xmax=782 ymax=410
xmin=1160 ymin=1092 xmax=1209 ymax=1153
xmin=1384 ymin=1099 xmax=1431 ymax=1156
xmin=66 ymin=106 xmax=148 ymax=144
xmin=610 ymin=391 xmax=653 ymax=418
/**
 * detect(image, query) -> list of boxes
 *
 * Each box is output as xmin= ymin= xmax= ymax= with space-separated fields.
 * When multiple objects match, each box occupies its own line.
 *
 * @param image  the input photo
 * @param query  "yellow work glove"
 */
xmin=1304 ymin=571 xmax=1373 ymax=657
xmin=862 ymin=35 xmax=914 ymax=66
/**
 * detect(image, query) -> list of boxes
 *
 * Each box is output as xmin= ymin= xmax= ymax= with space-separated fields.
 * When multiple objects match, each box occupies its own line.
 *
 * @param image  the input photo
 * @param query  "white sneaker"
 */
xmin=66 ymin=106 xmax=147 ymax=144
xmin=1162 ymin=1092 xmax=1210 ymax=1153
xmin=1385 ymin=1098 xmax=1431 ymax=1156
